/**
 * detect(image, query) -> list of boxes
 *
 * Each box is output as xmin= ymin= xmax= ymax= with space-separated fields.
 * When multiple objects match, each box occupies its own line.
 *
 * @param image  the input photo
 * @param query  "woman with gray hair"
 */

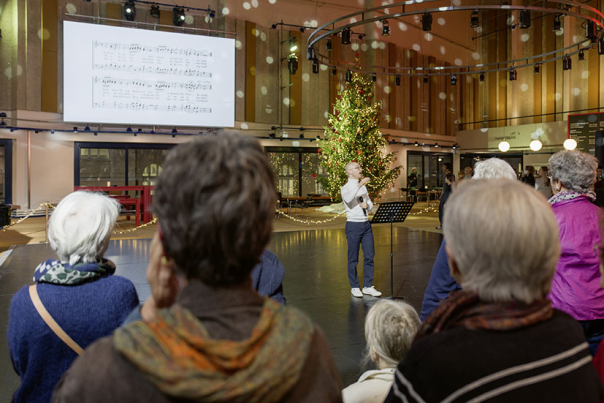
xmin=548 ymin=150 xmax=604 ymax=356
xmin=342 ymin=300 xmax=420 ymax=403
xmin=386 ymin=179 xmax=603 ymax=402
xmin=7 ymin=191 xmax=139 ymax=403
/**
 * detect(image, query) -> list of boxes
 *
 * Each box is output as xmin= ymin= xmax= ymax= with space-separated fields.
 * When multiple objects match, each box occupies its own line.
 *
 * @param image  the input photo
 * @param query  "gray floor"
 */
xmin=0 ymin=225 xmax=442 ymax=402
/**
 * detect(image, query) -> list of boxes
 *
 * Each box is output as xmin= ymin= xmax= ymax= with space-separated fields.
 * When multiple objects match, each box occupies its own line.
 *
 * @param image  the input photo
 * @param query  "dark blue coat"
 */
xmin=419 ymin=239 xmax=461 ymax=321
xmin=251 ymin=249 xmax=286 ymax=305
xmin=8 ymin=276 xmax=139 ymax=403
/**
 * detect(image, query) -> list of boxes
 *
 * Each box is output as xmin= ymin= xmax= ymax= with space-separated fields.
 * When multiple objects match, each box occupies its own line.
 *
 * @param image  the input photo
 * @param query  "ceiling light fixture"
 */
xmin=470 ymin=10 xmax=479 ymax=28
xmin=173 ymin=7 xmax=186 ymax=26
xmin=341 ymin=28 xmax=351 ymax=45
xmin=382 ymin=20 xmax=390 ymax=36
xmin=519 ymin=10 xmax=531 ymax=29
xmin=422 ymin=12 xmax=432 ymax=31
xmin=124 ymin=1 xmax=135 ymax=21
xmin=150 ymin=5 xmax=160 ymax=18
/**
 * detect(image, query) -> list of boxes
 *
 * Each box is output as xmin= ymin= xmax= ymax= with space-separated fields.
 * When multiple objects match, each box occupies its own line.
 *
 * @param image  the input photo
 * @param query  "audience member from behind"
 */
xmin=437 ymin=172 xmax=455 ymax=230
xmin=8 ymin=191 xmax=139 ymax=403
xmin=386 ymin=180 xmax=604 ymax=403
xmin=52 ymin=134 xmax=342 ymax=403
xmin=535 ymin=165 xmax=552 ymax=199
xmin=342 ymin=300 xmax=420 ymax=403
xmin=548 ymin=150 xmax=604 ymax=355
xmin=420 ymin=158 xmax=516 ymax=320
xmin=521 ymin=165 xmax=536 ymax=187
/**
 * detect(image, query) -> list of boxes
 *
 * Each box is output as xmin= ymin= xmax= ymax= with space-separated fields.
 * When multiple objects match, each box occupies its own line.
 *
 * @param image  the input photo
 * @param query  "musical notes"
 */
xmin=93 ymin=40 xmax=212 ymax=57
xmin=92 ymin=101 xmax=212 ymax=114
xmin=91 ymin=64 xmax=212 ymax=77
xmin=92 ymin=76 xmax=212 ymax=91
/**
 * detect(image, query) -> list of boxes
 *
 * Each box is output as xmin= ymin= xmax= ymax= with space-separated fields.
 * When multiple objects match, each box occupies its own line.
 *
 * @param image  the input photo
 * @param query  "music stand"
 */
xmin=371 ymin=201 xmax=414 ymax=299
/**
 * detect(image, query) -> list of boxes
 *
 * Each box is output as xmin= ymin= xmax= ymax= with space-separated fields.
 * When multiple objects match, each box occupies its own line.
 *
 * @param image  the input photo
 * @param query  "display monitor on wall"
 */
xmin=63 ymin=21 xmax=235 ymax=127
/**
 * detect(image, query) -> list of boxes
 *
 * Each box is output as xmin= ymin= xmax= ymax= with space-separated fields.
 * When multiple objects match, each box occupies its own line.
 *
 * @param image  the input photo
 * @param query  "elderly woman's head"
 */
xmin=48 ymin=191 xmax=120 ymax=266
xmin=549 ymin=150 xmax=597 ymax=194
xmin=153 ymin=134 xmax=276 ymax=287
xmin=364 ymin=300 xmax=420 ymax=369
xmin=443 ymin=179 xmax=560 ymax=304
xmin=473 ymin=158 xmax=516 ymax=180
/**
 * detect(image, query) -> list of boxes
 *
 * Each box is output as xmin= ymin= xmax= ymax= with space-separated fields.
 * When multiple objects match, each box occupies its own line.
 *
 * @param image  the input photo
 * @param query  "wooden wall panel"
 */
xmin=543 ymin=14 xmax=556 ymax=123
xmin=388 ymin=43 xmax=397 ymax=130
xmin=234 ymin=19 xmax=245 ymax=122
xmin=41 ymin=0 xmax=58 ymax=112
xmin=428 ymin=56 xmax=437 ymax=134
xmin=410 ymin=50 xmax=419 ymax=132
xmin=496 ymin=12 xmax=507 ymax=127
xmin=106 ymin=3 xmax=121 ymax=26
xmin=402 ymin=49 xmax=411 ymax=131
xmin=588 ymin=43 xmax=600 ymax=110
xmin=245 ymin=21 xmax=256 ymax=122
xmin=533 ymin=16 xmax=543 ymax=124
xmin=328 ymin=36 xmax=340 ymax=121
xmin=445 ymin=62 xmax=452 ymax=135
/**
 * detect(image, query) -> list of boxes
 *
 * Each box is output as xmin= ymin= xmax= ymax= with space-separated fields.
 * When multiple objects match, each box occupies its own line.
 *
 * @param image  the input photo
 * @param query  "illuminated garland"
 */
xmin=276 ymin=209 xmax=346 ymax=225
xmin=112 ymin=218 xmax=157 ymax=234
xmin=0 ymin=203 xmax=56 ymax=232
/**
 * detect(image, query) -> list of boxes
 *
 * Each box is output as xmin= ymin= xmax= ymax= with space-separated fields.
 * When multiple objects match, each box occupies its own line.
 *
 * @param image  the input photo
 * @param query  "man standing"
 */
xmin=341 ymin=162 xmax=382 ymax=298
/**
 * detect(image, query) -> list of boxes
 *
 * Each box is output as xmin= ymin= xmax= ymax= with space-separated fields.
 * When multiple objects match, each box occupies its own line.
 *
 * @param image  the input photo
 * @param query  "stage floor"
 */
xmin=0 ymin=225 xmax=442 ymax=401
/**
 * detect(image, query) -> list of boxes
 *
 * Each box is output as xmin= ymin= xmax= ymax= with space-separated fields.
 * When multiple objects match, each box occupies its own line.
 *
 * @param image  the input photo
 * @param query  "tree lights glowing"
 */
xmin=318 ymin=69 xmax=400 ymax=201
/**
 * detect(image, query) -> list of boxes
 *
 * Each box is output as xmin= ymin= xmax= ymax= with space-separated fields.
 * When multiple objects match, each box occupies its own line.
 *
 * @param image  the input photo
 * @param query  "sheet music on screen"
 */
xmin=63 ymin=21 xmax=235 ymax=127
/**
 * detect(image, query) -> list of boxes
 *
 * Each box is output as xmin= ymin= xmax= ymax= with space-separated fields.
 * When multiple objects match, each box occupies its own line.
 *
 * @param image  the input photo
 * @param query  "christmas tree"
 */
xmin=318 ymin=69 xmax=400 ymax=201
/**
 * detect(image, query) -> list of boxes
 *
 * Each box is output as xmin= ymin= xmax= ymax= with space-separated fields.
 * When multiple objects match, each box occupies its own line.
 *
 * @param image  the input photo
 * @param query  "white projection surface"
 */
xmin=63 ymin=21 xmax=235 ymax=127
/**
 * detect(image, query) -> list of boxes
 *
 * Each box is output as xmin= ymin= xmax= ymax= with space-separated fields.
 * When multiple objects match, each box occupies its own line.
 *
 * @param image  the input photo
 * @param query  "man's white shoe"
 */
xmin=351 ymin=288 xmax=363 ymax=298
xmin=362 ymin=286 xmax=382 ymax=297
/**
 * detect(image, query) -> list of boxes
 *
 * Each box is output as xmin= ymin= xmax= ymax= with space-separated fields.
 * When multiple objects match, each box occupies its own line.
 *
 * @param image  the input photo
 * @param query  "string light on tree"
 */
xmin=318 ymin=62 xmax=400 ymax=201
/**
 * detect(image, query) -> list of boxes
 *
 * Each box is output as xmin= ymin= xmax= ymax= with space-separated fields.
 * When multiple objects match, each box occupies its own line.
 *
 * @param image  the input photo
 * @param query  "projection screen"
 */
xmin=63 ymin=21 xmax=235 ymax=127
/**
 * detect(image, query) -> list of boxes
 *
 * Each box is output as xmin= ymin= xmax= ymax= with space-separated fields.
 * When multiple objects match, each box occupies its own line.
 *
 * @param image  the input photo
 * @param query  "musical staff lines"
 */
xmin=93 ymin=77 xmax=212 ymax=91
xmin=93 ymin=40 xmax=212 ymax=57
xmin=91 ymin=101 xmax=212 ymax=114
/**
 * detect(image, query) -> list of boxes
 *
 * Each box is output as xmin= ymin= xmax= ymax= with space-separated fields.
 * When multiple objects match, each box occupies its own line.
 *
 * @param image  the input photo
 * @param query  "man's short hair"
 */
xmin=345 ymin=161 xmax=358 ymax=174
xmin=153 ymin=134 xmax=276 ymax=286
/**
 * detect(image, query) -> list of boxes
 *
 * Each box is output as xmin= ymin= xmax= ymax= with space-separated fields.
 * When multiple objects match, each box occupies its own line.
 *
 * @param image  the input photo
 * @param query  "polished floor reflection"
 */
xmin=0 ymin=225 xmax=442 ymax=401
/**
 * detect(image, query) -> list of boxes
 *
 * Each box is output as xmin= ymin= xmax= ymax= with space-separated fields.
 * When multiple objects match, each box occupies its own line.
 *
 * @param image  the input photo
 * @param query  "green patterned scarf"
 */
xmin=33 ymin=258 xmax=116 ymax=285
xmin=114 ymin=298 xmax=314 ymax=403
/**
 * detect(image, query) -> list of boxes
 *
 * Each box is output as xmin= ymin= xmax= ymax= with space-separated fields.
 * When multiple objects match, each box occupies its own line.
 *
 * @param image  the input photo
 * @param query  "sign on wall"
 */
xmin=568 ymin=113 xmax=604 ymax=155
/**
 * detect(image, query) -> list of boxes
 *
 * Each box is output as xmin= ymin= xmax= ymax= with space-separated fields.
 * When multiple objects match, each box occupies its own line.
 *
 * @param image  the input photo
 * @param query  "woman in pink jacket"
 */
xmin=548 ymin=150 xmax=604 ymax=355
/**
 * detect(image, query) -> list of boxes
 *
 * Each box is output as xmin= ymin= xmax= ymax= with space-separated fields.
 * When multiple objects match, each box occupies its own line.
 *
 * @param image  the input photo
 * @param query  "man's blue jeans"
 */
xmin=345 ymin=221 xmax=375 ymax=289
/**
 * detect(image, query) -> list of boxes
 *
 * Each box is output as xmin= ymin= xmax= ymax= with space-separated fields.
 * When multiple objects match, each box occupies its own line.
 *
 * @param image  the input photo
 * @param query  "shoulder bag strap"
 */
xmin=29 ymin=284 xmax=84 ymax=355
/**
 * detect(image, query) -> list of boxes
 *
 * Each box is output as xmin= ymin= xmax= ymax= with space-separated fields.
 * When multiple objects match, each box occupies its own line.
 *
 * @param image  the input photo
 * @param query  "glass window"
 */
xmin=267 ymin=147 xmax=327 ymax=198
xmin=75 ymin=143 xmax=173 ymax=188
xmin=79 ymin=148 xmax=126 ymax=187
xmin=128 ymin=148 xmax=170 ymax=187
xmin=407 ymin=151 xmax=452 ymax=189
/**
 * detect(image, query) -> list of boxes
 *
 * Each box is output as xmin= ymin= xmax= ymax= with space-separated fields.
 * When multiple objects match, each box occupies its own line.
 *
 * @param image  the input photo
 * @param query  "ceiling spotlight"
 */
xmin=341 ymin=28 xmax=351 ymax=45
xmin=345 ymin=69 xmax=352 ymax=82
xmin=451 ymin=74 xmax=457 ymax=86
xmin=563 ymin=138 xmax=578 ymax=150
xmin=509 ymin=68 xmax=517 ymax=81
xmin=553 ymin=15 xmax=562 ymax=32
xmin=332 ymin=67 xmax=337 ymax=76
xmin=519 ymin=10 xmax=531 ymax=29
xmin=372 ymin=73 xmax=377 ymax=82
xmin=529 ymin=139 xmax=542 ymax=151
xmin=312 ymin=59 xmax=319 ymax=74
xmin=326 ymin=37 xmax=332 ymax=51
xmin=479 ymin=72 xmax=485 ymax=81
xmin=0 ymin=120 xmax=5 ymax=127
xmin=299 ymin=133 xmax=305 ymax=139
xmin=395 ymin=75 xmax=401 ymax=86
xmin=307 ymin=46 xmax=315 ymax=60
xmin=172 ymin=128 xmax=178 ymax=134
xmin=358 ymin=34 xmax=365 ymax=40
xmin=422 ymin=12 xmax=432 ymax=31
xmin=271 ymin=23 xmax=277 ymax=29
xmin=173 ymin=7 xmax=185 ymax=26
xmin=586 ymin=21 xmax=597 ymax=41
xmin=414 ymin=141 xmax=419 ymax=146
xmin=382 ymin=20 xmax=390 ymax=36
xmin=209 ymin=10 xmax=215 ymax=19
xmin=124 ymin=1 xmax=135 ymax=21
xmin=126 ymin=126 xmax=132 ymax=132
xmin=84 ymin=125 xmax=91 ymax=131
xmin=269 ymin=132 xmax=275 ymax=139
xmin=578 ymin=49 xmax=585 ymax=61
xmin=300 ymin=27 xmax=306 ymax=33
xmin=287 ymin=36 xmax=298 ymax=53
xmin=562 ymin=55 xmax=572 ymax=70
xmin=434 ymin=143 xmax=439 ymax=148
xmin=534 ymin=64 xmax=540 ymax=74
xmin=287 ymin=54 xmax=299 ymax=75
xmin=150 ymin=5 xmax=160 ymax=18
xmin=470 ymin=10 xmax=479 ymax=28
xmin=423 ymin=75 xmax=428 ymax=84
xmin=498 ymin=141 xmax=510 ymax=152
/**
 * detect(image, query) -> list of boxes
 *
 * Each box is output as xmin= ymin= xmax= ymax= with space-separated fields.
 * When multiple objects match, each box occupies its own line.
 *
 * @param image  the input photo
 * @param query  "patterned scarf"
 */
xmin=114 ymin=298 xmax=314 ymax=403
xmin=548 ymin=190 xmax=596 ymax=205
xmin=417 ymin=291 xmax=553 ymax=341
xmin=33 ymin=258 xmax=116 ymax=285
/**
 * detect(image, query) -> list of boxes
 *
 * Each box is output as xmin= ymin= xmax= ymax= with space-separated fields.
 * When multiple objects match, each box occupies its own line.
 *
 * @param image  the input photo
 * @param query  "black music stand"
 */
xmin=371 ymin=201 xmax=414 ymax=299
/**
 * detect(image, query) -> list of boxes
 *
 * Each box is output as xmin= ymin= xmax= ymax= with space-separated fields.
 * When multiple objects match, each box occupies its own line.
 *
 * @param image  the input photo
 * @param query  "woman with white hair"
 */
xmin=7 ymin=191 xmax=139 ymax=403
xmin=548 ymin=150 xmax=604 ymax=356
xmin=342 ymin=300 xmax=420 ymax=403
xmin=387 ymin=179 xmax=603 ymax=402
